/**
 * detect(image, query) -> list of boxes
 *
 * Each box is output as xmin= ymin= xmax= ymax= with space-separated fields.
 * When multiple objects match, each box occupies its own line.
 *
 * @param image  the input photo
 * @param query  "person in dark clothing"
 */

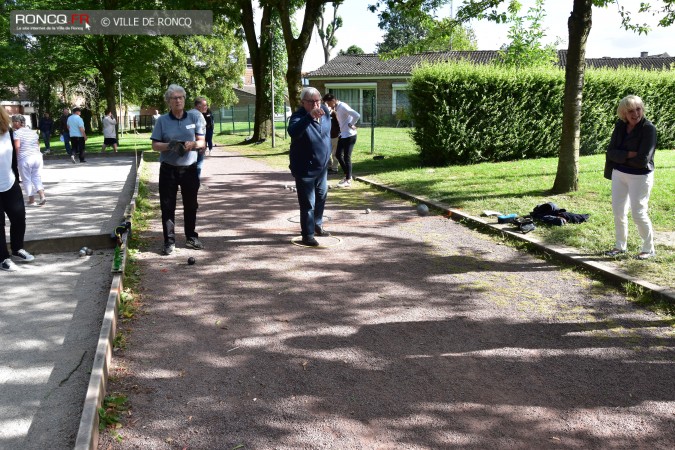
xmin=287 ymin=87 xmax=332 ymax=247
xmin=603 ymin=95 xmax=657 ymax=260
xmin=322 ymin=96 xmax=341 ymax=174
xmin=202 ymin=103 xmax=215 ymax=154
xmin=38 ymin=112 xmax=54 ymax=153
xmin=58 ymin=107 xmax=72 ymax=156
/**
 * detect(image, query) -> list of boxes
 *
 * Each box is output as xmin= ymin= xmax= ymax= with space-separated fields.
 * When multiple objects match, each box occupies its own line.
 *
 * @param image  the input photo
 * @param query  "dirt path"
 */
xmin=100 ymin=150 xmax=675 ymax=449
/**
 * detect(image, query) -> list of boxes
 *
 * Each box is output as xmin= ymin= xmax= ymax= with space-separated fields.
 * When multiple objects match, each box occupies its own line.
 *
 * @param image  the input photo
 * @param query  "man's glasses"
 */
xmin=170 ymin=96 xmax=185 ymax=101
xmin=303 ymin=98 xmax=321 ymax=104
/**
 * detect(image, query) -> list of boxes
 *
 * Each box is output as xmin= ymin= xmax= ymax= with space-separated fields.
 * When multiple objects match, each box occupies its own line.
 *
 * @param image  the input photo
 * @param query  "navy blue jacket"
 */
xmin=604 ymin=117 xmax=656 ymax=179
xmin=288 ymin=105 xmax=331 ymax=177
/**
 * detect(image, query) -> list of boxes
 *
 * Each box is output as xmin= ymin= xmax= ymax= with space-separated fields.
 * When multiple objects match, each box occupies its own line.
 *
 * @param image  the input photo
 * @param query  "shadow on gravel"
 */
xmin=105 ymin=167 xmax=675 ymax=449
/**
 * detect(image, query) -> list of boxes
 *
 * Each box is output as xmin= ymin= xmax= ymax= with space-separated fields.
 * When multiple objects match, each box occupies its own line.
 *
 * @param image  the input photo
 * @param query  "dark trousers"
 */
xmin=295 ymin=167 xmax=328 ymax=238
xmin=336 ymin=135 xmax=357 ymax=179
xmin=41 ymin=131 xmax=51 ymax=150
xmin=62 ymin=131 xmax=71 ymax=155
xmin=0 ymin=180 xmax=26 ymax=260
xmin=70 ymin=137 xmax=86 ymax=161
xmin=205 ymin=128 xmax=214 ymax=150
xmin=159 ymin=163 xmax=199 ymax=244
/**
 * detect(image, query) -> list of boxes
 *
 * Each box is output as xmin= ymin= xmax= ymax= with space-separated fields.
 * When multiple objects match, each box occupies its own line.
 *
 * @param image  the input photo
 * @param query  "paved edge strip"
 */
xmin=357 ymin=176 xmax=675 ymax=304
xmin=73 ymin=153 xmax=143 ymax=450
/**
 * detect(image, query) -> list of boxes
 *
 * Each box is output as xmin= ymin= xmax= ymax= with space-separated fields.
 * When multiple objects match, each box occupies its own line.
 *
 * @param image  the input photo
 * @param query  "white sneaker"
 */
xmin=1 ymin=258 xmax=18 ymax=271
xmin=337 ymin=178 xmax=352 ymax=187
xmin=71 ymin=155 xmax=76 ymax=163
xmin=12 ymin=249 xmax=35 ymax=262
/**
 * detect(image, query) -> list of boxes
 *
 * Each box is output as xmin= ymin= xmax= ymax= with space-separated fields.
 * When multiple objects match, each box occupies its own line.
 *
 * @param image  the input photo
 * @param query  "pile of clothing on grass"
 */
xmin=484 ymin=202 xmax=589 ymax=234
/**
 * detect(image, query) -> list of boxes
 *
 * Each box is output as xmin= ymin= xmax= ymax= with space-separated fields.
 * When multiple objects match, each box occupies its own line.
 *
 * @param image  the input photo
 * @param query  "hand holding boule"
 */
xmin=168 ymin=139 xmax=186 ymax=157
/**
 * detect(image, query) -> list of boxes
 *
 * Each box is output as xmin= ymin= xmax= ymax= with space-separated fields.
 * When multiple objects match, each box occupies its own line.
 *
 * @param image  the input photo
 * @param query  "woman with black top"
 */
xmin=604 ymin=95 xmax=657 ymax=260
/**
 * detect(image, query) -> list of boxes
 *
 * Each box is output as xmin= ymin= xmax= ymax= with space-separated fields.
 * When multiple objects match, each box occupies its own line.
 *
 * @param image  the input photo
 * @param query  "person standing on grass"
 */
xmin=67 ymin=107 xmax=87 ymax=163
xmin=321 ymin=93 xmax=360 ymax=188
xmin=11 ymin=115 xmax=46 ymax=206
xmin=38 ymin=112 xmax=53 ymax=154
xmin=101 ymin=110 xmax=118 ymax=153
xmin=604 ymin=95 xmax=657 ymax=260
xmin=288 ymin=87 xmax=332 ymax=247
xmin=0 ymin=108 xmax=35 ymax=272
xmin=151 ymin=84 xmax=206 ymax=256
xmin=59 ymin=107 xmax=72 ymax=157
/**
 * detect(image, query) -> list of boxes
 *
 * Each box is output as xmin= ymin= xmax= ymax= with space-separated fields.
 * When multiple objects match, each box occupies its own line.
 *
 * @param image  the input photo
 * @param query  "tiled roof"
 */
xmin=306 ymin=51 xmax=501 ymax=77
xmin=306 ymin=50 xmax=674 ymax=78
xmin=234 ymin=86 xmax=256 ymax=96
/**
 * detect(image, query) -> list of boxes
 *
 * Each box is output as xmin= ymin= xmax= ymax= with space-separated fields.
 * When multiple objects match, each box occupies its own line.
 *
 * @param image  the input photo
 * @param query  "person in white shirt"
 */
xmin=11 ymin=115 xmax=46 ymax=206
xmin=321 ymin=94 xmax=360 ymax=187
xmin=0 ymin=108 xmax=35 ymax=271
xmin=101 ymin=110 xmax=118 ymax=153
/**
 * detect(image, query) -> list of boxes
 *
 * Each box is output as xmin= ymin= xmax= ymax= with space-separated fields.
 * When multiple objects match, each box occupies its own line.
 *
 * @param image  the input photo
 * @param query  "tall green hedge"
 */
xmin=409 ymin=62 xmax=675 ymax=166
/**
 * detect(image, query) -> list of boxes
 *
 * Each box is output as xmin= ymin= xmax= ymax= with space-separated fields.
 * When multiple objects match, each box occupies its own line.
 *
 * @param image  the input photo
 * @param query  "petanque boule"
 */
xmin=78 ymin=248 xmax=86 ymax=257
xmin=188 ymin=257 xmax=196 ymax=265
xmin=86 ymin=248 xmax=94 ymax=256
xmin=365 ymin=208 xmax=371 ymax=214
xmin=417 ymin=204 xmax=429 ymax=216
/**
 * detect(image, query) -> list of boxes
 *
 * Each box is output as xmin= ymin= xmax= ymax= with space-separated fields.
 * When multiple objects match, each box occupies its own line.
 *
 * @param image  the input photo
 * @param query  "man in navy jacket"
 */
xmin=288 ymin=87 xmax=332 ymax=246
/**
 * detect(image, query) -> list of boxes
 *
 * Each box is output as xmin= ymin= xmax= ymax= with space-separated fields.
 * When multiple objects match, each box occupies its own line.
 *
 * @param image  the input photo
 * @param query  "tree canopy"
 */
xmin=374 ymin=1 xmax=478 ymax=55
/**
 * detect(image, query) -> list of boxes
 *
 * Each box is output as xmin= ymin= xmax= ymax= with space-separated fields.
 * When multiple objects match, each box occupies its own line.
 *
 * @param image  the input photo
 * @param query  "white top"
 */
xmin=0 ymin=131 xmax=15 ymax=192
xmin=334 ymin=101 xmax=360 ymax=138
xmin=14 ymin=127 xmax=41 ymax=161
xmin=103 ymin=115 xmax=117 ymax=138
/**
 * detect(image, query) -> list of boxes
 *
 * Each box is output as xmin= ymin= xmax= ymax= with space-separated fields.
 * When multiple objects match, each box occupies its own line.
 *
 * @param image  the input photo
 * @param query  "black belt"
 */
xmin=161 ymin=162 xmax=197 ymax=169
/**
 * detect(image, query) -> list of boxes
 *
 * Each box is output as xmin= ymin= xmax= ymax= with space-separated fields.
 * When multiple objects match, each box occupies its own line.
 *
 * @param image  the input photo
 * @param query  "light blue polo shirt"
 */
xmin=67 ymin=114 xmax=85 ymax=137
xmin=151 ymin=110 xmax=205 ymax=166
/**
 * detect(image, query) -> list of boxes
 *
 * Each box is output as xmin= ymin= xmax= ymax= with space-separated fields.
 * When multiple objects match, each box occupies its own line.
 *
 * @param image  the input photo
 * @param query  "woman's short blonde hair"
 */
xmin=0 ymin=108 xmax=10 ymax=134
xmin=617 ymin=95 xmax=645 ymax=122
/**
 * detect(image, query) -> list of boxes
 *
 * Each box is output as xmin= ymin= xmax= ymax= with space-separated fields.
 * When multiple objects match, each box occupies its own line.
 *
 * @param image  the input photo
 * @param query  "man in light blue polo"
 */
xmin=67 ymin=107 xmax=87 ymax=163
xmin=151 ymin=84 xmax=206 ymax=256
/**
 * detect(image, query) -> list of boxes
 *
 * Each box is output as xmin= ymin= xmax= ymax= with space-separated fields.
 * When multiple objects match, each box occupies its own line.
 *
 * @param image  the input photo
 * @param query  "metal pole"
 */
xmin=270 ymin=28 xmax=276 ymax=148
xmin=370 ymin=95 xmax=375 ymax=154
xmin=118 ymin=73 xmax=123 ymax=135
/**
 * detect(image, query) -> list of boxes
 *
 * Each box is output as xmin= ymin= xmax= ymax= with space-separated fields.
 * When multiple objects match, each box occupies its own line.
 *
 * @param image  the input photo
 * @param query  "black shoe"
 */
xmin=315 ymin=226 xmax=331 ymax=237
xmin=162 ymin=242 xmax=175 ymax=255
xmin=186 ymin=237 xmax=204 ymax=249
xmin=328 ymin=168 xmax=339 ymax=174
xmin=301 ymin=237 xmax=320 ymax=247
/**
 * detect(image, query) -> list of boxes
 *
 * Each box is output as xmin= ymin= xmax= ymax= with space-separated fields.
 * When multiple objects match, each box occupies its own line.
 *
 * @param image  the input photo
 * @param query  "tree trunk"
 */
xmin=240 ymin=1 xmax=273 ymax=142
xmin=278 ymin=0 xmax=325 ymax=110
xmin=552 ymin=0 xmax=592 ymax=194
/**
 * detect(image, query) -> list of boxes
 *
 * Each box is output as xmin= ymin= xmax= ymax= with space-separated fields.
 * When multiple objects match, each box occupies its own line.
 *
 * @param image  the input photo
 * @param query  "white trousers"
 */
xmin=611 ymin=169 xmax=654 ymax=253
xmin=18 ymin=154 xmax=44 ymax=197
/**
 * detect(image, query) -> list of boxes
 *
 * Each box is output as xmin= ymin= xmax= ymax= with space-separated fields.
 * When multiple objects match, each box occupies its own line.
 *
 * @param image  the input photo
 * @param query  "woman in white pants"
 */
xmin=11 ymin=115 xmax=46 ymax=206
xmin=603 ymin=95 xmax=656 ymax=260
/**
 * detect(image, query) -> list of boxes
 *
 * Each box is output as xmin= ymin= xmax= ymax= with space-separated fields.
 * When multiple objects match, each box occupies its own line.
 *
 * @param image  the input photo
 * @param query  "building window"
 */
xmin=325 ymin=83 xmax=377 ymax=124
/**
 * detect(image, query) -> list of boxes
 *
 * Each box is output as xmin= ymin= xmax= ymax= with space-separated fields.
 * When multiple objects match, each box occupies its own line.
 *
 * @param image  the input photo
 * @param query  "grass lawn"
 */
xmin=214 ymin=128 xmax=674 ymax=290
